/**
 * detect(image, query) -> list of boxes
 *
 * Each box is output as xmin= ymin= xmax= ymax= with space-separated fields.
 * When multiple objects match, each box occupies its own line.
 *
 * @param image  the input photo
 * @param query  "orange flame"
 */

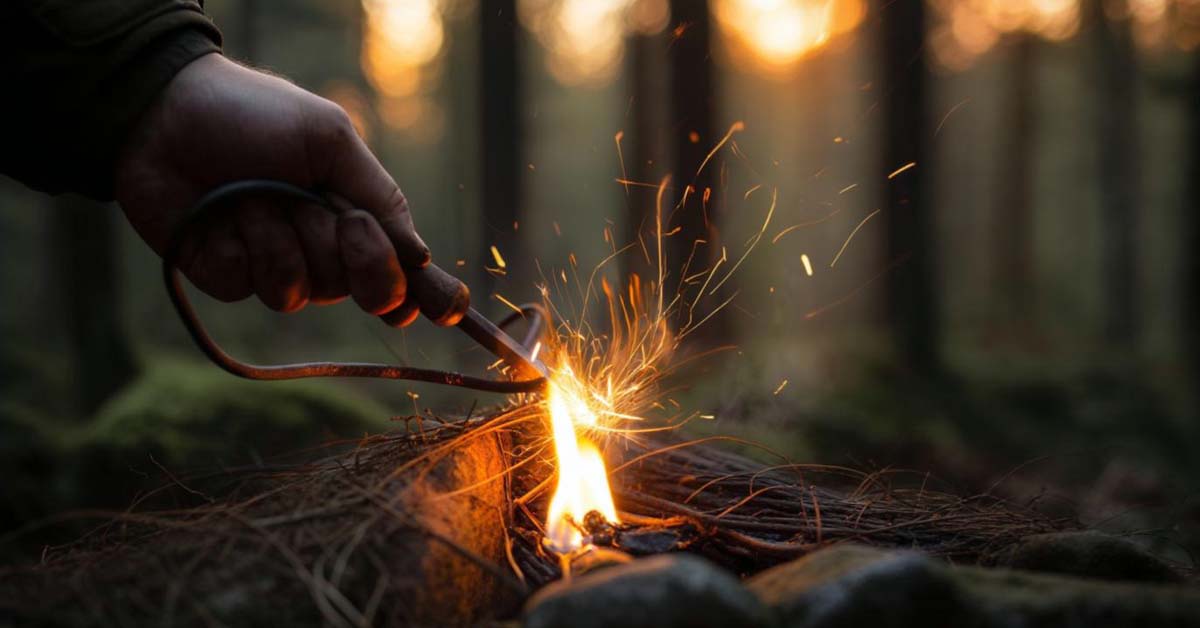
xmin=544 ymin=373 xmax=619 ymax=553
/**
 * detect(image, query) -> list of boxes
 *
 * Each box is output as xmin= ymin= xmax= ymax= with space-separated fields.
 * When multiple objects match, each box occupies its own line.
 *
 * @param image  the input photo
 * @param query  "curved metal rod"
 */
xmin=163 ymin=179 xmax=547 ymax=394
xmin=496 ymin=303 xmax=550 ymax=350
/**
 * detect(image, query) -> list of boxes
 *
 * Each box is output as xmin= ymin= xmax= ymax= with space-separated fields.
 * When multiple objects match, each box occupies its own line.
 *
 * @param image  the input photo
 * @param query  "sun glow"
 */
xmin=360 ymin=0 xmax=448 ymax=137
xmin=714 ymin=0 xmax=866 ymax=72
xmin=519 ymin=0 xmax=669 ymax=87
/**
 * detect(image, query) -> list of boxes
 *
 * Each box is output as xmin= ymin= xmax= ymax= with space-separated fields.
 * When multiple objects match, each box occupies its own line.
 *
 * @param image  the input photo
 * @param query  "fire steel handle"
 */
xmin=405 ymin=263 xmax=471 ymax=327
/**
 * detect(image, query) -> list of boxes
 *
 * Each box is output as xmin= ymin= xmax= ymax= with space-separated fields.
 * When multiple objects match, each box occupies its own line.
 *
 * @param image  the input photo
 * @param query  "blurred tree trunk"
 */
xmin=994 ymin=34 xmax=1037 ymax=326
xmin=1186 ymin=55 xmax=1200 ymax=385
xmin=623 ymin=30 xmax=667 ymax=281
xmin=239 ymin=0 xmax=258 ymax=63
xmin=1087 ymin=1 xmax=1141 ymax=347
xmin=50 ymin=196 xmax=138 ymax=415
xmin=480 ymin=0 xmax=523 ymax=301
xmin=668 ymin=0 xmax=726 ymax=340
xmin=878 ymin=0 xmax=940 ymax=373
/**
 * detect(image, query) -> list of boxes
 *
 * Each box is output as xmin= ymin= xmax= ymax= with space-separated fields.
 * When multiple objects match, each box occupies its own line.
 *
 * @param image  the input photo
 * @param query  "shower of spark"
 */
xmin=534 ymin=122 xmax=775 ymax=552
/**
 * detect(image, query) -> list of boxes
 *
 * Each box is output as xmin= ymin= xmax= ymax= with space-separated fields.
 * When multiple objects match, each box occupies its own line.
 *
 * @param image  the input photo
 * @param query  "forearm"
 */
xmin=0 ymin=0 xmax=222 ymax=200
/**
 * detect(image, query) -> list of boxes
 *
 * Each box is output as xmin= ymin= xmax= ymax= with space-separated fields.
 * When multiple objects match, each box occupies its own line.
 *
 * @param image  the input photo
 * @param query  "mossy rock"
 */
xmin=67 ymin=360 xmax=389 ymax=507
xmin=747 ymin=544 xmax=1200 ymax=628
xmin=998 ymin=530 xmax=1181 ymax=583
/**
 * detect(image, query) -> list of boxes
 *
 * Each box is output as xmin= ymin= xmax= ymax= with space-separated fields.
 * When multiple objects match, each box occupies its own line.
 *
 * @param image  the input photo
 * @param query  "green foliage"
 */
xmin=67 ymin=359 xmax=390 ymax=507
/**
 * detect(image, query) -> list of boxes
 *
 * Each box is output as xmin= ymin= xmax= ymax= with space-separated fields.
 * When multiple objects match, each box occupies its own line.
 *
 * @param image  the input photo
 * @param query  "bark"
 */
xmin=480 ymin=0 xmax=523 ymax=298
xmin=878 ymin=0 xmax=940 ymax=373
xmin=49 ymin=195 xmax=138 ymax=415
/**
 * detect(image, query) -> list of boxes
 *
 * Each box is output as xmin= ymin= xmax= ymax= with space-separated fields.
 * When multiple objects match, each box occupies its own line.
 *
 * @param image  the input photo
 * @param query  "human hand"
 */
xmin=116 ymin=53 xmax=461 ymax=327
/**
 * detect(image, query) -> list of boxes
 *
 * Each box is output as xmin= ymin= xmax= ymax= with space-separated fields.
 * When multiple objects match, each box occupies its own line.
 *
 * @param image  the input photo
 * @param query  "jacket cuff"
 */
xmin=80 ymin=26 xmax=221 ymax=200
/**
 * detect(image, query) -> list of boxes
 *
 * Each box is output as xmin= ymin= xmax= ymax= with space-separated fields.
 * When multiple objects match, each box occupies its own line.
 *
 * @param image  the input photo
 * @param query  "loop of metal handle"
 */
xmin=164 ymin=179 xmax=547 ymax=394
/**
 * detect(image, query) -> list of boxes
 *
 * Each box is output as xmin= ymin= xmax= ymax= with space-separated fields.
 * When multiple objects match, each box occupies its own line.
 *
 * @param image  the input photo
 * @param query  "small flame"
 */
xmin=544 ymin=376 xmax=619 ymax=553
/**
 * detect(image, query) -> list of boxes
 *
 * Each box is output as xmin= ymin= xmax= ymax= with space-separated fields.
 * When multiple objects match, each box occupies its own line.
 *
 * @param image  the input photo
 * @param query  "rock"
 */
xmin=524 ymin=554 xmax=773 ymax=628
xmin=567 ymin=546 xmax=634 ymax=577
xmin=998 ymin=530 xmax=1180 ymax=583
xmin=953 ymin=567 xmax=1200 ymax=627
xmin=748 ymin=545 xmax=970 ymax=628
xmin=747 ymin=544 xmax=1200 ymax=628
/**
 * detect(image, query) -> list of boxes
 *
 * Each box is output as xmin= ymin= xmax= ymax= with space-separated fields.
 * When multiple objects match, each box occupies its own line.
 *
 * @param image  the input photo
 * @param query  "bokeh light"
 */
xmin=928 ymin=0 xmax=1081 ymax=71
xmin=360 ymin=0 xmax=447 ymax=137
xmin=519 ymin=0 xmax=669 ymax=87
xmin=1121 ymin=0 xmax=1200 ymax=51
xmin=713 ymin=0 xmax=866 ymax=74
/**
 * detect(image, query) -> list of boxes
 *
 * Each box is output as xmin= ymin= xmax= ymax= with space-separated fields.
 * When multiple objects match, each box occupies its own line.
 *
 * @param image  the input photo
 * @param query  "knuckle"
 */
xmin=315 ymin=100 xmax=356 ymax=147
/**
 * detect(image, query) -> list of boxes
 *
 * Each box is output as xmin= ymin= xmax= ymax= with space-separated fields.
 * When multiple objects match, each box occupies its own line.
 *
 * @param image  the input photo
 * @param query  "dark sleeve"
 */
xmin=0 ymin=1 xmax=223 ymax=201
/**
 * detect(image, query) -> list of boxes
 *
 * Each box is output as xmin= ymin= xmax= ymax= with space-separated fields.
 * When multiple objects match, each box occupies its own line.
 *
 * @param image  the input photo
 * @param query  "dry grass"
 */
xmin=0 ymin=404 xmax=1072 ymax=626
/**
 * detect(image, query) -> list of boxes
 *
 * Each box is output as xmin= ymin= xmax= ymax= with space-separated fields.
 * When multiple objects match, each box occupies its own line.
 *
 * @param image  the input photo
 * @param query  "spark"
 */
xmin=829 ymin=208 xmax=880 ymax=268
xmin=801 ymin=254 xmax=813 ymax=277
xmin=887 ymin=162 xmax=916 ymax=179
xmin=838 ymin=183 xmax=858 ymax=195
xmin=695 ymin=121 xmax=745 ymax=182
xmin=490 ymin=245 xmax=508 ymax=269
xmin=493 ymin=293 xmax=525 ymax=315
xmin=615 ymin=130 xmax=628 ymax=195
xmin=934 ymin=99 xmax=970 ymax=138
xmin=771 ymin=206 xmax=845 ymax=244
xmin=806 ymin=253 xmax=911 ymax=320
xmin=773 ymin=379 xmax=789 ymax=395
xmin=531 ymin=122 xmax=784 ymax=555
xmin=613 ymin=178 xmax=670 ymax=190
xmin=708 ymin=187 xmax=776 ymax=295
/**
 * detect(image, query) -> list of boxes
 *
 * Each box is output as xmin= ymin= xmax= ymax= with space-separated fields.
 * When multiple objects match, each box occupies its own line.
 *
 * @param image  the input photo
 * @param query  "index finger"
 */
xmin=309 ymin=104 xmax=430 ymax=269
